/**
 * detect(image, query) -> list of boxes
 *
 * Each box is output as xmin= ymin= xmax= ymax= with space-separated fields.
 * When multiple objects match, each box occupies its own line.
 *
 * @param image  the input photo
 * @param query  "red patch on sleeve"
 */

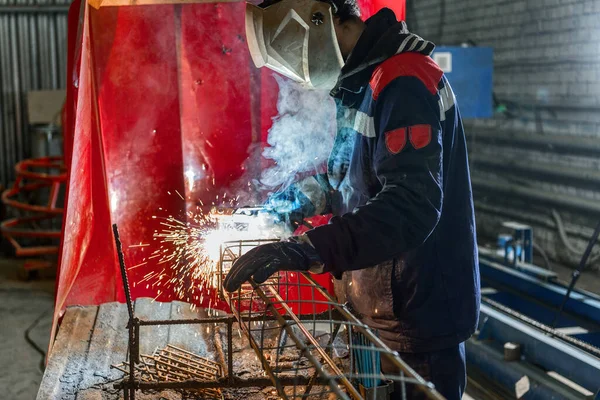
xmin=385 ymin=127 xmax=407 ymax=154
xmin=409 ymin=125 xmax=432 ymax=149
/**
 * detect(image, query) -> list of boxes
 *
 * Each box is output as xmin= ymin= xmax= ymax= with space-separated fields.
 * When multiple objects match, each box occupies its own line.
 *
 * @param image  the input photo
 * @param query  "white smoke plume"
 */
xmin=259 ymin=75 xmax=337 ymax=192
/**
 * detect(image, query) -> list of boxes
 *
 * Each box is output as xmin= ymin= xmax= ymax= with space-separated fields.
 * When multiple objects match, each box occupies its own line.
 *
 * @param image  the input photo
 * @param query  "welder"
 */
xmin=224 ymin=1 xmax=480 ymax=399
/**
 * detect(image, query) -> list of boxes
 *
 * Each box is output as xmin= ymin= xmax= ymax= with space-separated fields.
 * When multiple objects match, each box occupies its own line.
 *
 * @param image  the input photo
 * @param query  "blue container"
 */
xmin=497 ymin=234 xmax=522 ymax=262
xmin=432 ymin=47 xmax=494 ymax=119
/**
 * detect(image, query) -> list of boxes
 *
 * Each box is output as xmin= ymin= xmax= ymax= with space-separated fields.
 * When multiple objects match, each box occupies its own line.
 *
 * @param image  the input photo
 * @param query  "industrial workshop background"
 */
xmin=406 ymin=0 xmax=600 ymax=270
xmin=0 ymin=0 xmax=69 ymax=187
xmin=2 ymin=0 xmax=600 ymax=270
xmin=1 ymin=0 xmax=600 ymax=399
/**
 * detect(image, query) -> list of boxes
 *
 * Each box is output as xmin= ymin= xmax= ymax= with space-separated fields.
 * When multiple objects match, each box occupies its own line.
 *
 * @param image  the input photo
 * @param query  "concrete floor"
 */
xmin=0 ymin=258 xmax=54 ymax=400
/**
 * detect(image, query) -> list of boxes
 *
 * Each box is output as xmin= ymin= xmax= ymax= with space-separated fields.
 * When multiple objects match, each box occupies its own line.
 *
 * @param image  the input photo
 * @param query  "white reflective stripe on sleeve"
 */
xmin=354 ymin=111 xmax=376 ymax=138
xmin=297 ymin=176 xmax=327 ymax=215
xmin=438 ymin=79 xmax=456 ymax=121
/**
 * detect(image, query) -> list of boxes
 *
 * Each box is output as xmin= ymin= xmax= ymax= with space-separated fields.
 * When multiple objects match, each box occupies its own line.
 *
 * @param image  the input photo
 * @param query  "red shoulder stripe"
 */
xmin=369 ymin=52 xmax=444 ymax=100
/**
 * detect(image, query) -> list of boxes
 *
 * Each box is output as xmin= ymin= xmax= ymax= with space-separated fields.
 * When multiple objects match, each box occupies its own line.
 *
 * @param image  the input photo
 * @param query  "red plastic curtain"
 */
xmin=53 ymin=0 xmax=405 ymax=345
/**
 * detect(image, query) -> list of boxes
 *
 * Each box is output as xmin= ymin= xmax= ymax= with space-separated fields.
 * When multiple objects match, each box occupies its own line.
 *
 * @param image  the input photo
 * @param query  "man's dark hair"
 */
xmin=259 ymin=0 xmax=361 ymax=22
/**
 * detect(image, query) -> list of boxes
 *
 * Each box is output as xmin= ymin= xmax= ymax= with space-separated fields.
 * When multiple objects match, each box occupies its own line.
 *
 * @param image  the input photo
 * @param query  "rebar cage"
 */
xmin=112 ymin=227 xmax=445 ymax=400
xmin=218 ymin=239 xmax=444 ymax=400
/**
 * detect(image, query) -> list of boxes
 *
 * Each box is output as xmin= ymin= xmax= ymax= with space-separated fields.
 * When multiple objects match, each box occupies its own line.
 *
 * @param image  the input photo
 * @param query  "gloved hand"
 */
xmin=223 ymin=236 xmax=323 ymax=292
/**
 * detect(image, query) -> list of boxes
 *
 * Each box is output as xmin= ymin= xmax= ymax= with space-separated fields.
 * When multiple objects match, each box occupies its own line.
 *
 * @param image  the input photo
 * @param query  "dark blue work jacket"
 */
xmin=272 ymin=9 xmax=480 ymax=352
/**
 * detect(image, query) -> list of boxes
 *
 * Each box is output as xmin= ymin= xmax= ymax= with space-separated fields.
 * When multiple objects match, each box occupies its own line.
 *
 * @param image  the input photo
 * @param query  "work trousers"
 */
xmin=382 ymin=342 xmax=466 ymax=400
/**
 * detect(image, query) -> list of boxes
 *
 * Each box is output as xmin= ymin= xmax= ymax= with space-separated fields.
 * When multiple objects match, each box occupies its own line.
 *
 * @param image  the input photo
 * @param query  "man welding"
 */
xmin=224 ymin=1 xmax=480 ymax=398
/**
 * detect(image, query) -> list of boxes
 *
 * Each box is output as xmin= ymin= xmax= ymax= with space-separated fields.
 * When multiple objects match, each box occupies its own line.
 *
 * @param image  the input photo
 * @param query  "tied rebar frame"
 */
xmin=112 ymin=226 xmax=445 ymax=400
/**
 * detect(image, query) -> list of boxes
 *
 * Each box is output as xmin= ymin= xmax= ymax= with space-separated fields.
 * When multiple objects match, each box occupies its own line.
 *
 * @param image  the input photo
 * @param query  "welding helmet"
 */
xmin=246 ymin=0 xmax=345 ymax=90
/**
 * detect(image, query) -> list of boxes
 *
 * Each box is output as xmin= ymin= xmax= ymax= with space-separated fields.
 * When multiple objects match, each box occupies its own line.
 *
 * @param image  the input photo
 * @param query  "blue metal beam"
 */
xmin=478 ymin=304 xmax=600 ymax=393
xmin=480 ymin=258 xmax=600 ymax=325
xmin=466 ymin=339 xmax=588 ymax=400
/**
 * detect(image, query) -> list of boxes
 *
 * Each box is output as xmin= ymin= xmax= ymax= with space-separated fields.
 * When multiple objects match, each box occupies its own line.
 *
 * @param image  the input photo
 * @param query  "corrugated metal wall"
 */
xmin=407 ymin=0 xmax=600 ymax=269
xmin=0 ymin=0 xmax=69 ymax=188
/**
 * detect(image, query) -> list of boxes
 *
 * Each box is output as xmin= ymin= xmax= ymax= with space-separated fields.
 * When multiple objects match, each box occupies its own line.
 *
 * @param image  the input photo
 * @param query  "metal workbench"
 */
xmin=37 ymin=299 xmax=219 ymax=400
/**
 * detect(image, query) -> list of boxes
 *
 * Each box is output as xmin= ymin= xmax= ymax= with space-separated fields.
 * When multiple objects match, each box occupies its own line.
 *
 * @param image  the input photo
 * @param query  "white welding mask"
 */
xmin=246 ymin=0 xmax=345 ymax=90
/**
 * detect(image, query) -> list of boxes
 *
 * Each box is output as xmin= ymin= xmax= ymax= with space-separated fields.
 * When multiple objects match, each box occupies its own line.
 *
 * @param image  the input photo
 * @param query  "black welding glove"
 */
xmin=223 ymin=236 xmax=324 ymax=292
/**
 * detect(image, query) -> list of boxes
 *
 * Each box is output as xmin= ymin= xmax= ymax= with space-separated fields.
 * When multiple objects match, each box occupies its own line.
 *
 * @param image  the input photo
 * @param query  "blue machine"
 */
xmin=497 ymin=221 xmax=534 ymax=266
xmin=432 ymin=46 xmax=494 ymax=119
xmin=468 ymin=224 xmax=600 ymax=399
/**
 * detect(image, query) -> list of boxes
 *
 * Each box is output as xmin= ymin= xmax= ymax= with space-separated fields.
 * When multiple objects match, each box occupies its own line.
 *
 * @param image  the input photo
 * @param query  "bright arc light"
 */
xmin=146 ymin=208 xmax=291 ymax=302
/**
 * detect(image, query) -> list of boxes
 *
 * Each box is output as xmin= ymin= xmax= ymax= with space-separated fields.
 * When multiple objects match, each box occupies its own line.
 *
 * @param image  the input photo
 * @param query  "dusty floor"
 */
xmin=0 ymin=258 xmax=55 ymax=400
xmin=1 ymin=253 xmax=599 ymax=400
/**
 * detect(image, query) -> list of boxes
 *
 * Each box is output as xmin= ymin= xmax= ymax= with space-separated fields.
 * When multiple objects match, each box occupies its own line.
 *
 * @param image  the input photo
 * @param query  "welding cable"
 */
xmin=551 ymin=217 xmax=600 ymax=329
xmin=532 ymin=242 xmax=552 ymax=271
xmin=552 ymin=209 xmax=600 ymax=268
xmin=24 ymin=307 xmax=52 ymax=373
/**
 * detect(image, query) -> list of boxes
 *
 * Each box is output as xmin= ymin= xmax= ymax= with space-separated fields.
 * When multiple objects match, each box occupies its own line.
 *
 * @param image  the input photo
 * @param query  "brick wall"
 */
xmin=406 ymin=0 xmax=600 ymax=268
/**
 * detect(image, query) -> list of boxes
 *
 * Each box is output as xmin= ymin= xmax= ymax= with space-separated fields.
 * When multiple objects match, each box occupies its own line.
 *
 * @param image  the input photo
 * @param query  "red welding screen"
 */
xmin=54 ymin=0 xmax=406 ymax=341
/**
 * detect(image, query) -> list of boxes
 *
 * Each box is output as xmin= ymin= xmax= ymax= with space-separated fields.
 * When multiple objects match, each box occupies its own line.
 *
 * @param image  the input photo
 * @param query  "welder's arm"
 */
xmin=265 ymin=174 xmax=333 ymax=229
xmin=305 ymin=80 xmax=443 ymax=277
